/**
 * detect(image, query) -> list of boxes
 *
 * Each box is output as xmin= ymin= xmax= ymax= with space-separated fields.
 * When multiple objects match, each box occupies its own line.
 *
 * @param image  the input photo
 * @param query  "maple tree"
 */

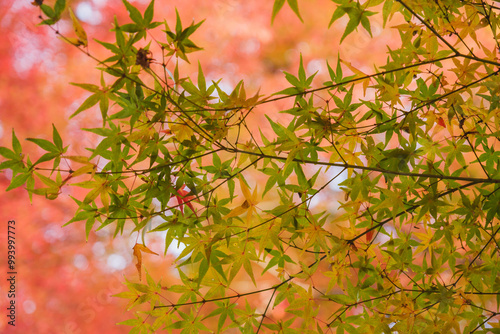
xmin=2 ymin=0 xmax=500 ymax=332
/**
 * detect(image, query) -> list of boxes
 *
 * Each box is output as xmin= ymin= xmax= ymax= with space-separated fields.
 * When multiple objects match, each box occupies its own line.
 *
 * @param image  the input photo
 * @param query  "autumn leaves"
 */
xmin=224 ymin=176 xmax=260 ymax=225
xmin=173 ymin=175 xmax=261 ymax=223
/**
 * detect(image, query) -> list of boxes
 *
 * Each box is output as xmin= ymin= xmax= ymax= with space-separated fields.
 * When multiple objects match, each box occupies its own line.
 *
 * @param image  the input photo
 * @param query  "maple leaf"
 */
xmin=224 ymin=175 xmax=259 ymax=225
xmin=170 ymin=122 xmax=194 ymax=142
xmin=173 ymin=185 xmax=198 ymax=216
xmin=132 ymin=243 xmax=158 ymax=281
xmin=436 ymin=117 xmax=446 ymax=127
xmin=366 ymin=226 xmax=374 ymax=242
xmin=69 ymin=8 xmax=88 ymax=47
xmin=340 ymin=59 xmax=370 ymax=95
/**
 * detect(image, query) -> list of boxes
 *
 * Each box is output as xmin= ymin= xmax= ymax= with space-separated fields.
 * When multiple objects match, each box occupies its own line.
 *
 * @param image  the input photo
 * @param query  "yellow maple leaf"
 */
xmin=340 ymin=59 xmax=370 ymax=95
xmin=69 ymin=8 xmax=88 ymax=47
xmin=170 ymin=123 xmax=194 ymax=142
xmin=413 ymin=229 xmax=435 ymax=255
xmin=224 ymin=175 xmax=259 ymax=225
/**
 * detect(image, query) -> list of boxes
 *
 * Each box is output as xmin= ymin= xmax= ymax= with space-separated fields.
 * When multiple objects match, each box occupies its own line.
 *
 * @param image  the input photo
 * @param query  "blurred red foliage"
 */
xmin=0 ymin=0 xmax=400 ymax=331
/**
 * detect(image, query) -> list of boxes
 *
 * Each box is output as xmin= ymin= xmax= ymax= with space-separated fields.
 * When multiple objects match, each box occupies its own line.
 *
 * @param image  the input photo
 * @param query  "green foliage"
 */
xmin=38 ymin=0 xmax=66 ymax=25
xmin=329 ymin=0 xmax=378 ymax=42
xmin=272 ymin=0 xmax=303 ymax=24
xmin=4 ymin=0 xmax=500 ymax=332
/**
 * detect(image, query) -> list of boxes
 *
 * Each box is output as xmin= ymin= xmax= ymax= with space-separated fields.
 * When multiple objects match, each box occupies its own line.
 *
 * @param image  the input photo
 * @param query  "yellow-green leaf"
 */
xmin=69 ymin=8 xmax=88 ymax=47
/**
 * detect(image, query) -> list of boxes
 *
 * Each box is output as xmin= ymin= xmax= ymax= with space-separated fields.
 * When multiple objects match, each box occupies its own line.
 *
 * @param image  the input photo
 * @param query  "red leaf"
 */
xmin=436 ymin=117 xmax=446 ymax=127
xmin=177 ymin=188 xmax=189 ymax=197
xmin=366 ymin=222 xmax=375 ymax=242
xmin=175 ymin=195 xmax=184 ymax=213
xmin=366 ymin=229 xmax=374 ymax=242
xmin=173 ymin=186 xmax=198 ymax=216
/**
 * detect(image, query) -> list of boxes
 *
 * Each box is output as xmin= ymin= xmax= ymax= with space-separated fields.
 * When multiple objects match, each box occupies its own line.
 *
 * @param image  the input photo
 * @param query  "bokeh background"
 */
xmin=0 ymin=0 xmax=398 ymax=332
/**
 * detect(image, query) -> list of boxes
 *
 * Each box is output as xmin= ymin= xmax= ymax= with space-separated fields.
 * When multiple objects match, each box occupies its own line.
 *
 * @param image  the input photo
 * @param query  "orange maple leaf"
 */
xmin=132 ymin=243 xmax=158 ymax=281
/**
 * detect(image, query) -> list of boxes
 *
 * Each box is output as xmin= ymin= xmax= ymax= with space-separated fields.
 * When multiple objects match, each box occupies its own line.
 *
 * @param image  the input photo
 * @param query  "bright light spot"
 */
xmin=97 ymin=157 xmax=110 ymax=171
xmin=43 ymin=225 xmax=65 ymax=243
xmin=168 ymin=241 xmax=187 ymax=259
xmin=297 ymin=42 xmax=310 ymax=54
xmin=0 ymin=121 xmax=4 ymax=139
xmin=308 ymin=192 xmax=326 ymax=210
xmin=92 ymin=0 xmax=108 ymax=7
xmin=151 ymin=198 xmax=161 ymax=208
xmin=307 ymin=59 xmax=323 ymax=75
xmin=377 ymin=225 xmax=394 ymax=244
xmin=23 ymin=300 xmax=36 ymax=314
xmin=107 ymin=254 xmax=127 ymax=271
xmin=168 ymin=240 xmax=190 ymax=278
xmin=73 ymin=254 xmax=89 ymax=270
xmin=371 ymin=22 xmax=383 ymax=37
xmin=327 ymin=167 xmax=348 ymax=191
xmin=240 ymin=38 xmax=260 ymax=54
xmin=76 ymin=2 xmax=102 ymax=25
xmin=92 ymin=241 xmax=106 ymax=257
xmin=219 ymin=81 xmax=233 ymax=94
xmin=210 ymin=80 xmax=233 ymax=101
